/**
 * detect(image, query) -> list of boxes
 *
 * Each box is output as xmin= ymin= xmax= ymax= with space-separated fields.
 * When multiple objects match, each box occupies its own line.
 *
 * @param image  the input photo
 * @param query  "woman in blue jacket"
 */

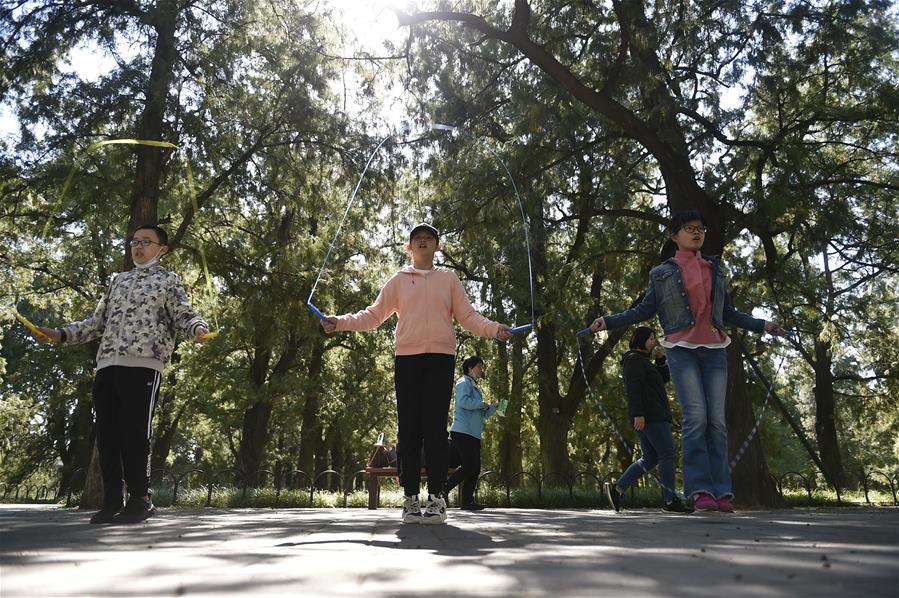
xmin=443 ymin=355 xmax=496 ymax=510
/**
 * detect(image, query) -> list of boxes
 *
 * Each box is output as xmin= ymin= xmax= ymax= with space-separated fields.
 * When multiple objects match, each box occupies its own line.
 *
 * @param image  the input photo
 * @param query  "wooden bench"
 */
xmin=365 ymin=466 xmax=457 ymax=509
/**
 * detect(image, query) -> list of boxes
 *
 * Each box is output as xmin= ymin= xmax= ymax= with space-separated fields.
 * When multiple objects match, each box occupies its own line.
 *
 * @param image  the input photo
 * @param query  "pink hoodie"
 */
xmin=334 ymin=266 xmax=502 ymax=355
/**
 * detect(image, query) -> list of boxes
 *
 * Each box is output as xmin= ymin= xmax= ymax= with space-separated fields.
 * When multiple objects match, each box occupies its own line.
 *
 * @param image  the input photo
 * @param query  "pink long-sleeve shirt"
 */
xmin=334 ymin=266 xmax=502 ymax=355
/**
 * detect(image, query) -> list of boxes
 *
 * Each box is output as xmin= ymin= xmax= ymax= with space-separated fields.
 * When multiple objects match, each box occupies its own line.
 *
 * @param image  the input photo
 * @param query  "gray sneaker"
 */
xmin=421 ymin=494 xmax=447 ymax=525
xmin=402 ymin=495 xmax=422 ymax=524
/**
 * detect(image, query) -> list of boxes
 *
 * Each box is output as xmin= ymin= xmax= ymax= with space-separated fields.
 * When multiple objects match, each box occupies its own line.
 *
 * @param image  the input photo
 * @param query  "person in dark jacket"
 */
xmin=605 ymin=326 xmax=692 ymax=513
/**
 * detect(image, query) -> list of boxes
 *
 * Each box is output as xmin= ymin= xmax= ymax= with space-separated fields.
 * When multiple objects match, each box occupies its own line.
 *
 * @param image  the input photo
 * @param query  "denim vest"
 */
xmin=603 ymin=256 xmax=765 ymax=336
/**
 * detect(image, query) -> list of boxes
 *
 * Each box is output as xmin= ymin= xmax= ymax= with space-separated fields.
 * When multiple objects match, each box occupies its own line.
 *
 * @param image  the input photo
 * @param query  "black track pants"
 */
xmin=92 ymin=366 xmax=161 ymax=504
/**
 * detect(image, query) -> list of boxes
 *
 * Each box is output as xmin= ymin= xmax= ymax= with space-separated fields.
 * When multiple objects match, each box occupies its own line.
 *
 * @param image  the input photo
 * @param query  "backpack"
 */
xmin=367 ymin=433 xmax=392 ymax=468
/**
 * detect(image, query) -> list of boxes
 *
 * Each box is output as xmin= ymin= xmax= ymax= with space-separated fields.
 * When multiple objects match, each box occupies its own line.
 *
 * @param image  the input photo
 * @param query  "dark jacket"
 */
xmin=621 ymin=350 xmax=672 ymax=423
xmin=604 ymin=256 xmax=766 ymax=336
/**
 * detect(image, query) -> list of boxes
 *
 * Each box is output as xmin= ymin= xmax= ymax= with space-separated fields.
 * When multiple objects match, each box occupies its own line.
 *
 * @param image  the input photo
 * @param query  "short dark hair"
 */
xmin=461 ymin=355 xmax=484 ymax=375
xmin=668 ymin=210 xmax=707 ymax=235
xmin=629 ymin=326 xmax=655 ymax=351
xmin=133 ymin=224 xmax=168 ymax=246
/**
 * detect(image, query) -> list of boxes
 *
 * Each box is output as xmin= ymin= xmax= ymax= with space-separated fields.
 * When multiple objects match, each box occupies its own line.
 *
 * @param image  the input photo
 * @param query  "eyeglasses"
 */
xmin=129 ymin=239 xmax=161 ymax=248
xmin=680 ymin=225 xmax=707 ymax=234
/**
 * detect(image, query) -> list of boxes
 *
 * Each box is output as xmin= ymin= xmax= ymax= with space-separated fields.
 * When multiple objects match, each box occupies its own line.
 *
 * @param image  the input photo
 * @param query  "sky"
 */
xmin=1 ymin=1 xmax=414 ymax=145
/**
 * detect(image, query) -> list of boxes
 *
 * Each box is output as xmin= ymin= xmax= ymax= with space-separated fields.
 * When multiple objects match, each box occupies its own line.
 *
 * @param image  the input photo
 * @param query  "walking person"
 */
xmin=591 ymin=211 xmax=784 ymax=512
xmin=321 ymin=223 xmax=512 ymax=524
xmin=443 ymin=355 xmax=496 ymax=511
xmin=30 ymin=224 xmax=210 ymax=523
xmin=605 ymin=327 xmax=692 ymax=513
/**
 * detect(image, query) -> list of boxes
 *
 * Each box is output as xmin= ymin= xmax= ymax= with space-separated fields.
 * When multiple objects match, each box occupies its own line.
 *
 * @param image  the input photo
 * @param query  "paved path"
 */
xmin=1 ymin=505 xmax=897 ymax=597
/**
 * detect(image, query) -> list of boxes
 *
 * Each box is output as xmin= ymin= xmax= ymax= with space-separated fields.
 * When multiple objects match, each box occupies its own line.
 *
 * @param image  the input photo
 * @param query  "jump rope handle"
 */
xmin=14 ymin=312 xmax=53 ymax=343
xmin=575 ymin=326 xmax=594 ymax=337
xmin=307 ymin=302 xmax=327 ymax=321
xmin=507 ymin=324 xmax=533 ymax=335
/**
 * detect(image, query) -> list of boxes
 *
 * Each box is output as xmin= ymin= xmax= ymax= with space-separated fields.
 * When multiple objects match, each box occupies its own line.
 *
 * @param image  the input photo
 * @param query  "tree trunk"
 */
xmin=54 ymin=375 xmax=95 ymax=494
xmin=813 ymin=338 xmax=845 ymax=488
xmin=497 ymin=336 xmax=525 ymax=481
xmin=273 ymin=432 xmax=287 ymax=489
xmin=329 ymin=426 xmax=345 ymax=491
xmin=80 ymin=442 xmax=104 ymax=509
xmin=528 ymin=191 xmax=572 ymax=479
xmin=535 ymin=409 xmax=573 ymax=481
xmin=726 ymin=340 xmax=782 ymax=506
xmin=125 ymin=0 xmax=178 ymax=247
xmin=235 ymin=399 xmax=274 ymax=485
xmin=150 ymin=402 xmax=184 ymax=473
xmin=297 ymin=338 xmax=326 ymax=476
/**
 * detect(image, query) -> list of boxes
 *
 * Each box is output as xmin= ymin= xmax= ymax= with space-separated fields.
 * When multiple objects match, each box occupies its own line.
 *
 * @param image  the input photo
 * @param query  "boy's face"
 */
xmin=407 ymin=231 xmax=438 ymax=261
xmin=130 ymin=228 xmax=169 ymax=265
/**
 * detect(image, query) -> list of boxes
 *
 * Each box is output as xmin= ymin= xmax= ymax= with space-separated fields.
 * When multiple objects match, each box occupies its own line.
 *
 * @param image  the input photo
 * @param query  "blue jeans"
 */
xmin=665 ymin=346 xmax=731 ymax=500
xmin=617 ymin=421 xmax=677 ymax=502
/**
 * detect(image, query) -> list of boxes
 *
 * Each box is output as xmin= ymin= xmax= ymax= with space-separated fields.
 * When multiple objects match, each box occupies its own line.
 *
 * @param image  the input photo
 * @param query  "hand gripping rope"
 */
xmin=12 ymin=310 xmax=52 ymax=342
xmin=306 ymin=123 xmax=536 ymax=335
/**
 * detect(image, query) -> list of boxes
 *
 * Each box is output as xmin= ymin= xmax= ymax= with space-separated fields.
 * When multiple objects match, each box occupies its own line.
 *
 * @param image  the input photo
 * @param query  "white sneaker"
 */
xmin=402 ymin=495 xmax=422 ymax=524
xmin=421 ymin=494 xmax=447 ymax=525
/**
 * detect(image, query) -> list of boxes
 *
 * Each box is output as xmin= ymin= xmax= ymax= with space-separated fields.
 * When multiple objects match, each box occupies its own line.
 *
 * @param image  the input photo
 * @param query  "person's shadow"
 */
xmin=275 ymin=521 xmax=496 ymax=557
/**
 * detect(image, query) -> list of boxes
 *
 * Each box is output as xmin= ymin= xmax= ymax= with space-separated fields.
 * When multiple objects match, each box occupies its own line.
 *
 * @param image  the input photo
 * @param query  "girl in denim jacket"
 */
xmin=591 ymin=211 xmax=784 ymax=512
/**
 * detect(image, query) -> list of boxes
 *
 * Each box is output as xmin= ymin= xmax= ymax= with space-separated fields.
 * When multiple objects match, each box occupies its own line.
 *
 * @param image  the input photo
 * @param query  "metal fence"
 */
xmin=3 ymin=467 xmax=896 ymax=507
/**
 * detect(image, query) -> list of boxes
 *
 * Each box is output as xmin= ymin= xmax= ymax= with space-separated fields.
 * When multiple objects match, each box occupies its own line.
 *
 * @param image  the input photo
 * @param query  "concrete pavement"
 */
xmin=1 ymin=504 xmax=897 ymax=597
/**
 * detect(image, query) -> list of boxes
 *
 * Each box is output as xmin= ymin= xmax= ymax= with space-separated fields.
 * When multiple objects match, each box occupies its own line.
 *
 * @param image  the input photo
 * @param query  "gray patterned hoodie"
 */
xmin=59 ymin=264 xmax=208 ymax=373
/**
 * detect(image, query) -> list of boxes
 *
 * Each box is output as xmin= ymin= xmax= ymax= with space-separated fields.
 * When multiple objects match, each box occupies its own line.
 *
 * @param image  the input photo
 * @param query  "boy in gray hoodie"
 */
xmin=32 ymin=224 xmax=209 ymax=524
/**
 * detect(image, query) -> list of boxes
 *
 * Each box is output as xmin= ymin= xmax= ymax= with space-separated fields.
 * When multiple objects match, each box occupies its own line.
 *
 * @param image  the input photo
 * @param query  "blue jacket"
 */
xmin=604 ymin=256 xmax=765 ymax=336
xmin=450 ymin=375 xmax=496 ymax=440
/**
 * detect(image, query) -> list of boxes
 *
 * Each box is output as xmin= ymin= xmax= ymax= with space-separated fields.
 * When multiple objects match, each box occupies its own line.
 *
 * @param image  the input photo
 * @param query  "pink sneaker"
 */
xmin=693 ymin=493 xmax=718 ymax=512
xmin=717 ymin=497 xmax=735 ymax=513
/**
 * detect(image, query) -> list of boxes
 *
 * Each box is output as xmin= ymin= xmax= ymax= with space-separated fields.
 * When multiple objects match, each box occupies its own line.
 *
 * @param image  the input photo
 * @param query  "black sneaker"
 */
xmin=605 ymin=482 xmax=622 ymax=512
xmin=460 ymin=501 xmax=486 ymax=511
xmin=89 ymin=503 xmax=124 ymax=524
xmin=663 ymin=497 xmax=694 ymax=513
xmin=111 ymin=496 xmax=156 ymax=524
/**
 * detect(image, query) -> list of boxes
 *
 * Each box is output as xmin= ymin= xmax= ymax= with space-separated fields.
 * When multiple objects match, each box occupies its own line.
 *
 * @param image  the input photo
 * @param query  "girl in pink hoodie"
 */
xmin=322 ymin=223 xmax=512 ymax=524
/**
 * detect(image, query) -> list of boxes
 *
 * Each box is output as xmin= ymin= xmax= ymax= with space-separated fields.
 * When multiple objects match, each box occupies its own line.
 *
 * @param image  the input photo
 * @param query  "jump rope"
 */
xmin=305 ymin=123 xmax=535 ymax=335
